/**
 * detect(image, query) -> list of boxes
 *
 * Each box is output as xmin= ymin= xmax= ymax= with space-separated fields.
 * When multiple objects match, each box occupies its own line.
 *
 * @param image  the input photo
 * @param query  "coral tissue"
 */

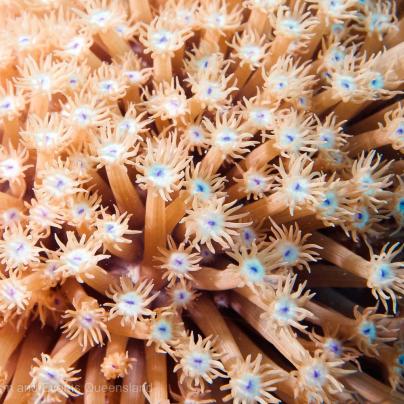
xmin=0 ymin=0 xmax=404 ymax=403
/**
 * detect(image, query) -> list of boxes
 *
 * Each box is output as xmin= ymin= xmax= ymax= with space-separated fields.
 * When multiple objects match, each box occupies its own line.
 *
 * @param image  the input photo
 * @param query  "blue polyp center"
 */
xmin=188 ymin=125 xmax=204 ymax=142
xmin=241 ymin=228 xmax=256 ymax=247
xmin=148 ymin=164 xmax=172 ymax=188
xmin=0 ymin=99 xmax=11 ymax=110
xmin=282 ymin=244 xmax=298 ymax=263
xmin=337 ymin=75 xmax=355 ymax=92
xmin=332 ymin=22 xmax=345 ymax=34
xmin=241 ymin=258 xmax=265 ymax=283
xmin=304 ymin=362 xmax=327 ymax=387
xmin=81 ymin=314 xmax=93 ymax=326
xmin=325 ymin=339 xmax=342 ymax=356
xmin=274 ymin=297 xmax=296 ymax=321
xmin=321 ymin=191 xmax=338 ymax=216
xmin=202 ymin=81 xmax=220 ymax=100
xmin=118 ymin=291 xmax=142 ymax=316
xmin=217 ymin=129 xmax=236 ymax=148
xmin=331 ymin=49 xmax=345 ymax=63
xmin=280 ymin=18 xmax=301 ymax=36
xmin=355 ymin=209 xmax=369 ymax=229
xmin=247 ymin=174 xmax=266 ymax=192
xmin=319 ymin=130 xmax=335 ymax=149
xmin=327 ymin=0 xmax=342 ymax=10
xmin=251 ymin=108 xmax=271 ymax=126
xmin=75 ymin=204 xmax=87 ymax=216
xmin=169 ymin=252 xmax=189 ymax=273
xmin=369 ymin=73 xmax=384 ymax=90
xmin=299 ymin=96 xmax=308 ymax=108
xmin=396 ymin=198 xmax=404 ymax=215
xmin=18 ymin=36 xmax=30 ymax=45
xmin=105 ymin=223 xmax=116 ymax=233
xmin=185 ymin=351 xmax=210 ymax=374
xmin=191 ymin=179 xmax=211 ymax=200
xmin=288 ymin=178 xmax=309 ymax=203
xmin=99 ymin=80 xmax=115 ymax=93
xmin=239 ymin=374 xmax=260 ymax=398
xmin=276 ymin=81 xmax=286 ymax=89
xmin=13 ymin=242 xmax=25 ymax=254
xmin=395 ymin=123 xmax=404 ymax=137
xmin=153 ymin=320 xmax=172 ymax=341
xmin=175 ymin=289 xmax=189 ymax=303
xmin=151 ymin=165 xmax=164 ymax=177
xmin=373 ymin=263 xmax=393 ymax=285
xmin=359 ymin=321 xmax=377 ymax=343
xmin=199 ymin=211 xmax=224 ymax=237
xmin=369 ymin=13 xmax=389 ymax=32
xmin=279 ymin=129 xmax=298 ymax=149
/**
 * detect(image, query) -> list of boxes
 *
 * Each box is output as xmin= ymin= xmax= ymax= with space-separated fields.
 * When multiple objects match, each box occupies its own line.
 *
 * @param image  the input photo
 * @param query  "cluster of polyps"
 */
xmin=0 ymin=0 xmax=403 ymax=403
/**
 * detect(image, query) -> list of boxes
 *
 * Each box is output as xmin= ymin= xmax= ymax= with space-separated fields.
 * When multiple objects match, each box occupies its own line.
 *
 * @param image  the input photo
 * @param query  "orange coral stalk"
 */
xmin=308 ymin=231 xmax=369 ymax=278
xmin=29 ymin=338 xmax=87 ymax=402
xmin=240 ymin=140 xmax=280 ymax=172
xmin=139 ymin=17 xmax=193 ymax=83
xmin=105 ymin=163 xmax=145 ymax=228
xmin=99 ymin=28 xmax=133 ymax=59
xmin=229 ymin=29 xmax=271 ymax=89
xmin=94 ymin=126 xmax=144 ymax=227
xmin=343 ymin=370 xmax=404 ymax=403
xmin=143 ymin=190 xmax=166 ymax=269
xmin=136 ymin=134 xmax=189 ymax=268
xmin=101 ymin=333 xmax=132 ymax=380
xmin=348 ymin=100 xmax=403 ymax=135
xmin=3 ymin=325 xmax=53 ymax=404
xmin=189 ymin=294 xmax=244 ymax=368
xmin=107 ymin=317 xmax=150 ymax=340
xmin=61 ymin=278 xmax=110 ymax=350
xmin=192 ymin=266 xmax=242 ymax=291
xmin=120 ymin=340 xmax=146 ymax=404
xmin=144 ymin=345 xmax=170 ymax=404
xmin=94 ymin=206 xmax=141 ymax=261
xmin=226 ymin=320 xmax=296 ymax=403
xmin=84 ymin=347 xmax=109 ymax=403
xmin=0 ymin=322 xmax=26 ymax=385
xmin=347 ymin=105 xmax=404 ymax=156
xmin=199 ymin=0 xmax=242 ymax=52
xmin=0 ymin=191 xmax=25 ymax=212
xmin=361 ymin=0 xmax=398 ymax=54
xmin=129 ymin=0 xmax=152 ymax=23
xmin=229 ymin=290 xmax=305 ymax=366
xmin=244 ymin=1 xmax=281 ymax=35
xmin=0 ymin=81 xmax=26 ymax=148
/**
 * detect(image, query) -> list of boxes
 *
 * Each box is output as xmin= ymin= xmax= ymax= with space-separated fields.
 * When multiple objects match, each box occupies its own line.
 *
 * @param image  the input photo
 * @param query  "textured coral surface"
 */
xmin=0 ymin=0 xmax=403 ymax=403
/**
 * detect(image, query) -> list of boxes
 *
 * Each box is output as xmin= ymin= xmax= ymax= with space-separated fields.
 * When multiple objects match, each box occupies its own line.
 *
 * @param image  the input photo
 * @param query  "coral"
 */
xmin=0 ymin=1 xmax=403 ymax=403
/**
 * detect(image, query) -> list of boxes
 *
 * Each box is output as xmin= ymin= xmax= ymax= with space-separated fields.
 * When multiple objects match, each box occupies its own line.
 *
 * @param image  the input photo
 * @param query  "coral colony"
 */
xmin=0 ymin=0 xmax=404 ymax=403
